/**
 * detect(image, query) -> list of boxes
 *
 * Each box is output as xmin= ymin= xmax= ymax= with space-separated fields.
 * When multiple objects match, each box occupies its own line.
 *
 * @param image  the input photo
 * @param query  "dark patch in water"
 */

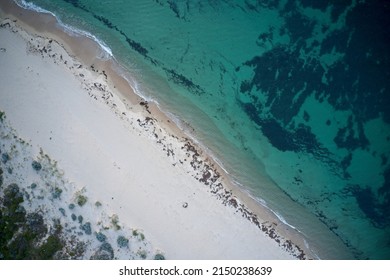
xmin=244 ymin=0 xmax=279 ymax=11
xmin=241 ymin=44 xmax=322 ymax=126
xmin=93 ymin=15 xmax=117 ymax=30
xmin=379 ymin=168 xmax=390 ymax=210
xmin=240 ymin=47 xmax=328 ymax=153
xmin=241 ymin=102 xmax=327 ymax=154
xmin=256 ymin=30 xmax=274 ymax=48
xmin=381 ymin=155 xmax=388 ymax=166
xmin=164 ymin=68 xmax=205 ymax=95
xmin=62 ymin=0 xmax=88 ymax=12
xmin=124 ymin=37 xmax=148 ymax=57
xmin=284 ymin=6 xmax=316 ymax=41
xmin=340 ymin=153 xmax=352 ymax=178
xmin=63 ymin=1 xmax=151 ymax=59
xmin=260 ymin=119 xmax=298 ymax=152
xmin=333 ymin=116 xmax=369 ymax=151
xmin=294 ymin=125 xmax=323 ymax=153
xmin=92 ymin=14 xmax=149 ymax=57
xmin=167 ymin=0 xmax=181 ymax=19
xmin=303 ymin=111 xmax=310 ymax=122
xmin=240 ymin=103 xmax=262 ymax=126
xmin=154 ymin=0 xmax=190 ymax=21
xmin=238 ymin=1 xmax=390 ymax=258
xmin=299 ymin=0 xmax=349 ymax=21
xmin=348 ymin=173 xmax=390 ymax=229
xmin=353 ymin=187 xmax=388 ymax=228
xmin=238 ymin=0 xmax=389 ymax=158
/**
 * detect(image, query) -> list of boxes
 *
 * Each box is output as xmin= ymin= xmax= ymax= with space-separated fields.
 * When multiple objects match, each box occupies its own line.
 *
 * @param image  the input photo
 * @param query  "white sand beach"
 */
xmin=0 ymin=1 xmax=312 ymax=260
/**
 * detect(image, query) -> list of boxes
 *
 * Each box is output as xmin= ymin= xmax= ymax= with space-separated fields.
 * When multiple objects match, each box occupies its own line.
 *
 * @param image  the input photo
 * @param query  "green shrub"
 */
xmin=154 ymin=253 xmax=165 ymax=260
xmin=90 ymin=242 xmax=114 ymax=260
xmin=0 ymin=168 xmax=3 ymax=187
xmin=69 ymin=241 xmax=86 ymax=259
xmin=81 ymin=222 xmax=92 ymax=235
xmin=138 ymin=250 xmax=147 ymax=259
xmin=35 ymin=235 xmax=63 ymax=259
xmin=0 ymin=111 xmax=5 ymax=122
xmin=3 ymin=184 xmax=24 ymax=213
xmin=95 ymin=232 xmax=107 ymax=242
xmin=132 ymin=229 xmax=144 ymax=240
xmin=111 ymin=215 xmax=121 ymax=230
xmin=76 ymin=195 xmax=87 ymax=206
xmin=7 ymin=234 xmax=31 ymax=259
xmin=117 ymin=236 xmax=129 ymax=248
xmin=26 ymin=212 xmax=47 ymax=238
xmin=59 ymin=208 xmax=66 ymax=216
xmin=31 ymin=161 xmax=42 ymax=171
xmin=52 ymin=187 xmax=62 ymax=199
xmin=0 ymin=186 xmax=37 ymax=259
xmin=1 ymin=153 xmax=9 ymax=164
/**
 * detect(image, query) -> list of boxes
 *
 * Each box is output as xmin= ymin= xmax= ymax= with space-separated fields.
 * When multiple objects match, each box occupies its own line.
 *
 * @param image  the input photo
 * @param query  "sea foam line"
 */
xmin=116 ymin=65 xmax=156 ymax=103
xmin=247 ymin=192 xmax=321 ymax=259
xmin=248 ymin=190 xmax=299 ymax=230
xmin=16 ymin=1 xmax=162 ymax=104
xmin=16 ymin=0 xmax=51 ymax=14
xmin=15 ymin=0 xmax=113 ymax=58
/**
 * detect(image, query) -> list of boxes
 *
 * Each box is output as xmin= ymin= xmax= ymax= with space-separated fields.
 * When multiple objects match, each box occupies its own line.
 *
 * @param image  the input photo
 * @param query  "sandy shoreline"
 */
xmin=0 ymin=0 xmax=317 ymax=259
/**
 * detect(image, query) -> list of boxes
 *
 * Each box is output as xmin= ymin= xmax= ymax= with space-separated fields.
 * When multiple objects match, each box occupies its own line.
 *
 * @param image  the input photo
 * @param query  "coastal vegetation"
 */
xmin=75 ymin=188 xmax=88 ymax=207
xmin=0 ymin=110 xmax=163 ymax=260
xmin=0 ymin=111 xmax=5 ymax=122
xmin=0 ymin=183 xmax=64 ymax=259
xmin=154 ymin=253 xmax=165 ymax=260
xmin=117 ymin=235 xmax=129 ymax=248
xmin=31 ymin=160 xmax=42 ymax=171
xmin=76 ymin=194 xmax=87 ymax=207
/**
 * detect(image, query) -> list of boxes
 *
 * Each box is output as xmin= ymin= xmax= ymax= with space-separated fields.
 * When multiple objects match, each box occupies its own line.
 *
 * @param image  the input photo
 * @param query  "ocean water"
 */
xmin=14 ymin=0 xmax=390 ymax=259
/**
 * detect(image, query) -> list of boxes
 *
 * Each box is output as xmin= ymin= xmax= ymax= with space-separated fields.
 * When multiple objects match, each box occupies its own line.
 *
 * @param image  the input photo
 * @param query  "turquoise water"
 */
xmin=16 ymin=0 xmax=390 ymax=259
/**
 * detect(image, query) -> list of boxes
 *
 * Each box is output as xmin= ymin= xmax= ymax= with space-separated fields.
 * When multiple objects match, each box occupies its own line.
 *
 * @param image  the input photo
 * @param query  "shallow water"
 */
xmin=15 ymin=0 xmax=390 ymax=259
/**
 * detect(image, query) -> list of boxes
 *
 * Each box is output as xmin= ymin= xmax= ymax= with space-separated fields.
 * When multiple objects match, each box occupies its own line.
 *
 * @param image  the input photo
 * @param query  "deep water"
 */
xmin=16 ymin=0 xmax=390 ymax=259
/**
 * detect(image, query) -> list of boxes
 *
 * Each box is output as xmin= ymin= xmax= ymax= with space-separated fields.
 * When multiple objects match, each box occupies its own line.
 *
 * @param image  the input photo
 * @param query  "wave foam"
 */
xmin=245 ymin=190 xmax=298 ymax=230
xmin=272 ymin=210 xmax=298 ymax=230
xmin=15 ymin=0 xmax=113 ymax=58
xmin=17 ymin=0 xmax=53 ymax=15
xmin=60 ymin=23 xmax=113 ymax=59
